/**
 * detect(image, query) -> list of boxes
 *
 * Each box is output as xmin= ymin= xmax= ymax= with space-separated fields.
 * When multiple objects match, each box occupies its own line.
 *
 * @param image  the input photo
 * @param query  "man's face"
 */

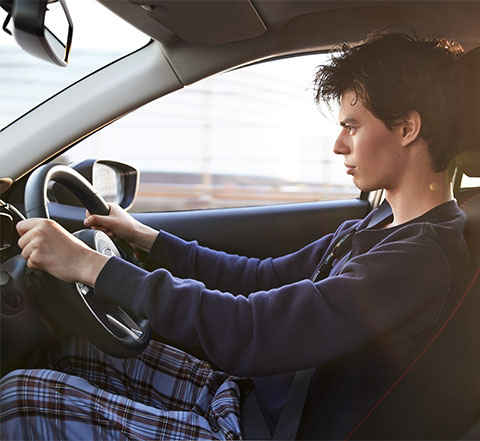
xmin=334 ymin=90 xmax=406 ymax=192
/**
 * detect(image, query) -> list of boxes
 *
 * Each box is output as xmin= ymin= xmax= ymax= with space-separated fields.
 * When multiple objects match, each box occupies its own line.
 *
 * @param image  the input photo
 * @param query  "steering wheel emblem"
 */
xmin=102 ymin=247 xmax=113 ymax=256
xmin=76 ymin=282 xmax=90 ymax=296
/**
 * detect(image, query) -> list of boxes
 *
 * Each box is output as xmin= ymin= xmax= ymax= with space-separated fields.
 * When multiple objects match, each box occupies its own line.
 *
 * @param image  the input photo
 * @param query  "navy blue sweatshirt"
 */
xmin=95 ymin=201 xmax=471 ymax=439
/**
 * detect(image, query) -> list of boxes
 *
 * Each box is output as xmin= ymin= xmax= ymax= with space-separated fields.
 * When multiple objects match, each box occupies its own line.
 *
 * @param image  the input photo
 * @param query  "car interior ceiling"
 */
xmin=100 ymin=1 xmax=480 ymax=48
xmin=97 ymin=1 xmax=480 ymax=87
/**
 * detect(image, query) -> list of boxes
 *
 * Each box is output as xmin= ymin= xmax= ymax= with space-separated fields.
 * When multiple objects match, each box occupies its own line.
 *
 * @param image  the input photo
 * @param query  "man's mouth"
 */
xmin=345 ymin=165 xmax=356 ymax=175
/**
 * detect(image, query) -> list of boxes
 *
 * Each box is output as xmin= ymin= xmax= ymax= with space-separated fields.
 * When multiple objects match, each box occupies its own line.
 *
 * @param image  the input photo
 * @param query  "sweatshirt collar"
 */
xmin=358 ymin=199 xmax=462 ymax=233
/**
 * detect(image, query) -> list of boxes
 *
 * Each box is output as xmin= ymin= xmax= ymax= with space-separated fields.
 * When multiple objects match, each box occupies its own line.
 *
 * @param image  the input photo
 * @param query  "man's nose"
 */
xmin=333 ymin=131 xmax=350 ymax=155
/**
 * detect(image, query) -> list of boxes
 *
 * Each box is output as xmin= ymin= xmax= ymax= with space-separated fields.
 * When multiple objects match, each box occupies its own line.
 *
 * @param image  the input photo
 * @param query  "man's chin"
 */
xmin=353 ymin=179 xmax=383 ymax=193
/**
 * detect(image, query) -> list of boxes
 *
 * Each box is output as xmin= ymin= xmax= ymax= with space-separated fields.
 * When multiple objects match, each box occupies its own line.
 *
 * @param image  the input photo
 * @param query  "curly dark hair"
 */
xmin=314 ymin=32 xmax=464 ymax=172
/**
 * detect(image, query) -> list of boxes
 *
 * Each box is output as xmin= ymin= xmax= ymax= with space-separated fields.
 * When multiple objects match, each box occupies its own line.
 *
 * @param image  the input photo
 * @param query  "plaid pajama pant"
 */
xmin=0 ymin=336 xmax=245 ymax=440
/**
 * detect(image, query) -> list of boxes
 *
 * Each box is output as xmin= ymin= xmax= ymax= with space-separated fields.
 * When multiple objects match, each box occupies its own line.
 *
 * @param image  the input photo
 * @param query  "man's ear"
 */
xmin=400 ymin=110 xmax=422 ymax=146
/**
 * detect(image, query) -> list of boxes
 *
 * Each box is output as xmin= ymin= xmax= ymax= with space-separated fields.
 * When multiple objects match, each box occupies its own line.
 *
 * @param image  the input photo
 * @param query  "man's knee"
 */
xmin=0 ymin=369 xmax=41 ymax=440
xmin=1 ymin=369 xmax=46 ymax=409
xmin=1 ymin=368 xmax=32 ymax=395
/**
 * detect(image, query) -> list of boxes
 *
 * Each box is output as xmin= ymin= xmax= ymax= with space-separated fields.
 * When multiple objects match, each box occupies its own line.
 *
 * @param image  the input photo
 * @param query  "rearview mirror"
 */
xmin=7 ymin=0 xmax=73 ymax=67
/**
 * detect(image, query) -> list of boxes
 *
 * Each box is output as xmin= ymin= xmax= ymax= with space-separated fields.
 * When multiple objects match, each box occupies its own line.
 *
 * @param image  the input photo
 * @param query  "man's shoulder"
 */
xmin=391 ymin=200 xmax=466 ymax=242
xmin=350 ymin=201 xmax=468 ymax=264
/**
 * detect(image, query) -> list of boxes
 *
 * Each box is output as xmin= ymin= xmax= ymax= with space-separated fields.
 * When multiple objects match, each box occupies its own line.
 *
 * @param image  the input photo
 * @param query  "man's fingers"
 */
xmin=84 ymin=213 xmax=112 ymax=228
xmin=20 ymin=240 xmax=32 ymax=260
xmin=16 ymin=220 xmax=27 ymax=236
xmin=84 ymin=209 xmax=119 ymax=236
xmin=14 ymin=216 xmax=102 ymax=284
xmin=17 ymin=222 xmax=41 ymax=249
xmin=84 ymin=214 xmax=98 ymax=226
xmin=16 ymin=219 xmax=61 ymax=269
xmin=16 ymin=218 xmax=39 ymax=236
xmin=84 ymin=203 xmax=116 ymax=225
xmin=18 ymin=226 xmax=42 ymax=262
xmin=23 ymin=248 xmax=40 ymax=270
xmin=91 ymin=226 xmax=115 ymax=238
xmin=20 ymin=239 xmax=44 ymax=270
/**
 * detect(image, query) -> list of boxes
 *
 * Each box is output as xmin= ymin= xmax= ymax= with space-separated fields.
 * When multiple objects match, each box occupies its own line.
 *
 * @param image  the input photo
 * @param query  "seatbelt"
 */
xmin=240 ymin=201 xmax=393 ymax=440
xmin=310 ymin=228 xmax=357 ymax=283
xmin=241 ymin=388 xmax=274 ymax=439
xmin=272 ymin=368 xmax=315 ymax=440
xmin=311 ymin=200 xmax=392 ymax=282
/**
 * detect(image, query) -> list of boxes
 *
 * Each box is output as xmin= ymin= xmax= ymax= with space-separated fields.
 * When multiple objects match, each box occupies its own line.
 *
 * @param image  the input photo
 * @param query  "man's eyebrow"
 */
xmin=339 ymin=117 xmax=358 ymax=126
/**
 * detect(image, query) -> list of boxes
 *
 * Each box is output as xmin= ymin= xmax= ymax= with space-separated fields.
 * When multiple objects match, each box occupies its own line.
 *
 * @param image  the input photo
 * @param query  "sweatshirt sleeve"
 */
xmin=145 ymin=229 xmax=334 ymax=293
xmin=94 ymin=224 xmax=451 ymax=377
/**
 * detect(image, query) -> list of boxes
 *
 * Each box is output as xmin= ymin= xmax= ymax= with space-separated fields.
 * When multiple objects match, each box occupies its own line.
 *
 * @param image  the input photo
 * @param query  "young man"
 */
xmin=1 ymin=32 xmax=472 ymax=440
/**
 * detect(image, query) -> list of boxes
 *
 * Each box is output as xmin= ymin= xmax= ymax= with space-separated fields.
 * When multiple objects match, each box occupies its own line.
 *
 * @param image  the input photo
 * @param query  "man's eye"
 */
xmin=346 ymin=125 xmax=356 ymax=134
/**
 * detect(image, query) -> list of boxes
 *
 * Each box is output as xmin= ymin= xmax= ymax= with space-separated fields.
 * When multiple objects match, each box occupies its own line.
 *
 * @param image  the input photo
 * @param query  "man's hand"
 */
xmin=17 ymin=218 xmax=110 ymax=286
xmin=84 ymin=203 xmax=158 ymax=253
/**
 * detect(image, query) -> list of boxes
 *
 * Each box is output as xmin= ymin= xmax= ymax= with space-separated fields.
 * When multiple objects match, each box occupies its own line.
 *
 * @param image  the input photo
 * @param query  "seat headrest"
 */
xmin=457 ymin=47 xmax=480 ymax=177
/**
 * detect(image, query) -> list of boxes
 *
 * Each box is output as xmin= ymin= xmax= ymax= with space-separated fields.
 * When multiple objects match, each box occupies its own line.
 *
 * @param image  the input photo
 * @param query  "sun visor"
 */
xmin=457 ymin=46 xmax=480 ymax=177
xmin=129 ymin=0 xmax=267 ymax=45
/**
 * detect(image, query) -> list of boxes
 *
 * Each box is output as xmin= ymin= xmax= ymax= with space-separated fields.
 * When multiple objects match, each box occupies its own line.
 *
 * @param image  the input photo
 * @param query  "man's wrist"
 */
xmin=80 ymin=249 xmax=111 ymax=287
xmin=133 ymin=224 xmax=158 ymax=253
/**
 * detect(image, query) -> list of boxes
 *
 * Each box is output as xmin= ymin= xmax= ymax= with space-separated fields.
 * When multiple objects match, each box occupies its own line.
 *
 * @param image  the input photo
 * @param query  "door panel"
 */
xmin=134 ymin=198 xmax=370 ymax=258
xmin=49 ymin=197 xmax=369 ymax=258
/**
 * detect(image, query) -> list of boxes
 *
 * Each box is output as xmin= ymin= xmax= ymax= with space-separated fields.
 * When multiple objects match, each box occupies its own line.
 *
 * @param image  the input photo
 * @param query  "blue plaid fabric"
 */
xmin=0 ymin=337 xmax=244 ymax=440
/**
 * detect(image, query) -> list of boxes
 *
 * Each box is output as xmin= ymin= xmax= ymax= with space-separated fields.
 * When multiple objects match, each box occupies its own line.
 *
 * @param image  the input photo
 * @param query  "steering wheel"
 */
xmin=23 ymin=163 xmax=150 ymax=358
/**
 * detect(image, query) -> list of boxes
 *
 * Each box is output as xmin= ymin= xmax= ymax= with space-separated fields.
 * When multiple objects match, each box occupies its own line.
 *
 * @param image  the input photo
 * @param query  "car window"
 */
xmin=0 ymin=0 xmax=148 ymax=129
xmin=59 ymin=53 xmax=359 ymax=212
xmin=461 ymin=174 xmax=480 ymax=189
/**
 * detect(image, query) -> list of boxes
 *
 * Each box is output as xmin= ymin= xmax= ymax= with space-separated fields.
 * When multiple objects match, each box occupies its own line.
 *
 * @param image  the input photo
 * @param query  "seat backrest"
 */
xmin=347 ymin=47 xmax=480 ymax=440
xmin=456 ymin=187 xmax=480 ymax=268
xmin=455 ymin=45 xmax=480 ymax=267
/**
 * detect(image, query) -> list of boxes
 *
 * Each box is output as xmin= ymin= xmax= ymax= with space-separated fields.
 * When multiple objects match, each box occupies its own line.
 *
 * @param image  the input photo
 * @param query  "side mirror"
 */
xmin=49 ymin=160 xmax=140 ymax=210
xmin=85 ymin=160 xmax=140 ymax=210
xmin=3 ymin=0 xmax=73 ymax=67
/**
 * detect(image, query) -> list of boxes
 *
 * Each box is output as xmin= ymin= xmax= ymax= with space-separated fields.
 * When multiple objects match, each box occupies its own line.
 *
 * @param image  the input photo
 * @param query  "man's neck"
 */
xmin=384 ymin=171 xmax=453 ymax=228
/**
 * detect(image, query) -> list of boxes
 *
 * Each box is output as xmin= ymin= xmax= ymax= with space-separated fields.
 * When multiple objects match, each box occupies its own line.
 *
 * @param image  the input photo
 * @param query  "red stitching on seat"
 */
xmin=345 ymin=266 xmax=480 ymax=441
xmin=458 ymin=191 xmax=480 ymax=209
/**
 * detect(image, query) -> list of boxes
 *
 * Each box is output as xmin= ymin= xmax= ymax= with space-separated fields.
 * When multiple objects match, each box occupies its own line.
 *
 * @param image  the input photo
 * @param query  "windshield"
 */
xmin=0 ymin=0 xmax=148 ymax=129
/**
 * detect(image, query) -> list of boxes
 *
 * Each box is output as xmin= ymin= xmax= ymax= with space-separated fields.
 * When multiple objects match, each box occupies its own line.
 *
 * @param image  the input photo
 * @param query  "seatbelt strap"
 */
xmin=311 ymin=228 xmax=357 ymax=282
xmin=241 ymin=201 xmax=393 ymax=440
xmin=311 ymin=200 xmax=392 ymax=283
xmin=240 ymin=388 xmax=272 ymax=440
xmin=272 ymin=368 xmax=315 ymax=440
xmin=274 ymin=201 xmax=393 ymax=439
xmin=365 ymin=199 xmax=393 ymax=229
xmin=240 ymin=369 xmax=315 ymax=441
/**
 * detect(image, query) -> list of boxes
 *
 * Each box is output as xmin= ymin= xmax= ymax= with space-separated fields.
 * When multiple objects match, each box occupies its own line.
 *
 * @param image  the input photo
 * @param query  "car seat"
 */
xmin=347 ymin=47 xmax=480 ymax=440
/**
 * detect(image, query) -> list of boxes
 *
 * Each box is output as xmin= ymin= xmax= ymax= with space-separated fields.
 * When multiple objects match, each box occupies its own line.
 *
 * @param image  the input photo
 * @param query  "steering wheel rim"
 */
xmin=24 ymin=163 xmax=150 ymax=358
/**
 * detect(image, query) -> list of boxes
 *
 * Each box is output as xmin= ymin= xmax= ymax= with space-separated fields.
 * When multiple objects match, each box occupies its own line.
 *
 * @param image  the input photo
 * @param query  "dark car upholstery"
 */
xmin=457 ymin=188 xmax=480 ymax=267
xmin=456 ymin=46 xmax=480 ymax=268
